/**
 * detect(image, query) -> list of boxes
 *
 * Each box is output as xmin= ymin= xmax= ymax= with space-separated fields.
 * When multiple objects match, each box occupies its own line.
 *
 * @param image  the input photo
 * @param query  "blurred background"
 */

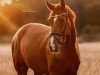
xmin=0 ymin=0 xmax=100 ymax=43
xmin=0 ymin=0 xmax=100 ymax=75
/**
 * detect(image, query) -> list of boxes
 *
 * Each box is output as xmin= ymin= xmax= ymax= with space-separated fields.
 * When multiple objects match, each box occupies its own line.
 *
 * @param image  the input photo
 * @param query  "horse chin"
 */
xmin=51 ymin=48 xmax=59 ymax=52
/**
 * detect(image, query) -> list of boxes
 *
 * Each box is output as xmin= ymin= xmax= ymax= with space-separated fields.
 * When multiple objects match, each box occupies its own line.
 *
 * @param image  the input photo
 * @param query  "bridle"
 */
xmin=50 ymin=13 xmax=67 ymax=18
xmin=50 ymin=11 xmax=69 ymax=45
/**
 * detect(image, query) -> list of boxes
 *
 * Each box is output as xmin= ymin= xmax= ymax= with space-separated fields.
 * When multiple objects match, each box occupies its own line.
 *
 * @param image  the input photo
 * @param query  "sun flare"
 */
xmin=0 ymin=12 xmax=17 ymax=31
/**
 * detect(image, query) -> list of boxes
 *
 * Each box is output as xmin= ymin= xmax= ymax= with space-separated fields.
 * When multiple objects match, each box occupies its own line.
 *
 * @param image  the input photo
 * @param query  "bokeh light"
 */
xmin=0 ymin=0 xmax=13 ymax=7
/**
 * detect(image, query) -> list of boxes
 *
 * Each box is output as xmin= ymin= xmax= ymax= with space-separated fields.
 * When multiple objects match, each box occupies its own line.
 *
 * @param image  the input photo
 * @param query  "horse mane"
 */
xmin=65 ymin=5 xmax=76 ymax=23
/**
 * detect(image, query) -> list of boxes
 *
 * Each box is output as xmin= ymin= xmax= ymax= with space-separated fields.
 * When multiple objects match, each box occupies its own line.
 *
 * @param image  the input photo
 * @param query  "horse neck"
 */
xmin=61 ymin=21 xmax=77 ymax=55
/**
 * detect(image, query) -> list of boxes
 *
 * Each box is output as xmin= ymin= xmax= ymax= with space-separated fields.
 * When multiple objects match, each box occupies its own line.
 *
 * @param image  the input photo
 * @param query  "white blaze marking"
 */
xmin=50 ymin=36 xmax=55 ymax=50
xmin=54 ymin=15 xmax=58 ymax=24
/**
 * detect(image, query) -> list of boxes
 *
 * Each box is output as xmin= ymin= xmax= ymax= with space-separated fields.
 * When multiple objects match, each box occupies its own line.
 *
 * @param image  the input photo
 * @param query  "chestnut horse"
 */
xmin=12 ymin=0 xmax=80 ymax=75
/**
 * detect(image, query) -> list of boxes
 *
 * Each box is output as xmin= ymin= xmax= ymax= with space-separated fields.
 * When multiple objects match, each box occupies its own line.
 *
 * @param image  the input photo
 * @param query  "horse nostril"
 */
xmin=52 ymin=44 xmax=56 ymax=50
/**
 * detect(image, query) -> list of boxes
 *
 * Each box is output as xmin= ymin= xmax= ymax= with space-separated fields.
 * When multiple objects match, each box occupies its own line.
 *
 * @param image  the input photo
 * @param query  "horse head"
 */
xmin=47 ymin=0 xmax=75 ymax=52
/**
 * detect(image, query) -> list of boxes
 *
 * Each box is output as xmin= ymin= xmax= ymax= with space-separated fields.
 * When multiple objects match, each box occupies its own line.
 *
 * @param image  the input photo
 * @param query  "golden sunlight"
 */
xmin=0 ymin=0 xmax=13 ymax=7
xmin=0 ymin=12 xmax=17 ymax=31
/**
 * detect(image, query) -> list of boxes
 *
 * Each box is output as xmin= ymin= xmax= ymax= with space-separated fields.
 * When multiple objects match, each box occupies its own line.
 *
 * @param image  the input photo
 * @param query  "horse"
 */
xmin=12 ymin=0 xmax=80 ymax=75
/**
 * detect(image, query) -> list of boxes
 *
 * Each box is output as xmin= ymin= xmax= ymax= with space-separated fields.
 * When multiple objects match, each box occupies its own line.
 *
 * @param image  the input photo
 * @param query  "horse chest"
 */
xmin=50 ymin=55 xmax=77 ymax=73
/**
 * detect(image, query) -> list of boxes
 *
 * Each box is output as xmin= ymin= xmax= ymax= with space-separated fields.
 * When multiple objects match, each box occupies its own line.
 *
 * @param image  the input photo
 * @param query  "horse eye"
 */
xmin=48 ymin=18 xmax=52 ymax=22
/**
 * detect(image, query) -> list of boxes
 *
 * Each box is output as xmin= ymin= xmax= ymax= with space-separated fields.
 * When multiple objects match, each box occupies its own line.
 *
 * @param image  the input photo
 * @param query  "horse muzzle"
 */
xmin=48 ymin=42 xmax=59 ymax=52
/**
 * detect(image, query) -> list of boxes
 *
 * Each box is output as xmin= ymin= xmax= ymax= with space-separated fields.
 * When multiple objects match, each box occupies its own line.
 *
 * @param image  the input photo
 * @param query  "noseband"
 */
xmin=50 ymin=32 xmax=66 ymax=45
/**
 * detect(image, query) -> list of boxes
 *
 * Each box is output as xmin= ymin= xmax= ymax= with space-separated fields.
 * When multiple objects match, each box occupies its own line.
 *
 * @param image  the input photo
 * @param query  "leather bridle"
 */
xmin=50 ymin=11 xmax=69 ymax=45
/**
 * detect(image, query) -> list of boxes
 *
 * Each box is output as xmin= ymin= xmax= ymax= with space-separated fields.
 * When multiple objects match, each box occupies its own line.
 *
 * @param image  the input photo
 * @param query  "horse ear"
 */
xmin=46 ymin=0 xmax=54 ymax=10
xmin=60 ymin=0 xmax=65 ymax=10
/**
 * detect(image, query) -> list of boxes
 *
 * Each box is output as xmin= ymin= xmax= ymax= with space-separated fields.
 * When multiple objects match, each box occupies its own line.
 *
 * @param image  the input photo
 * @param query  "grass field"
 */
xmin=0 ymin=42 xmax=100 ymax=75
